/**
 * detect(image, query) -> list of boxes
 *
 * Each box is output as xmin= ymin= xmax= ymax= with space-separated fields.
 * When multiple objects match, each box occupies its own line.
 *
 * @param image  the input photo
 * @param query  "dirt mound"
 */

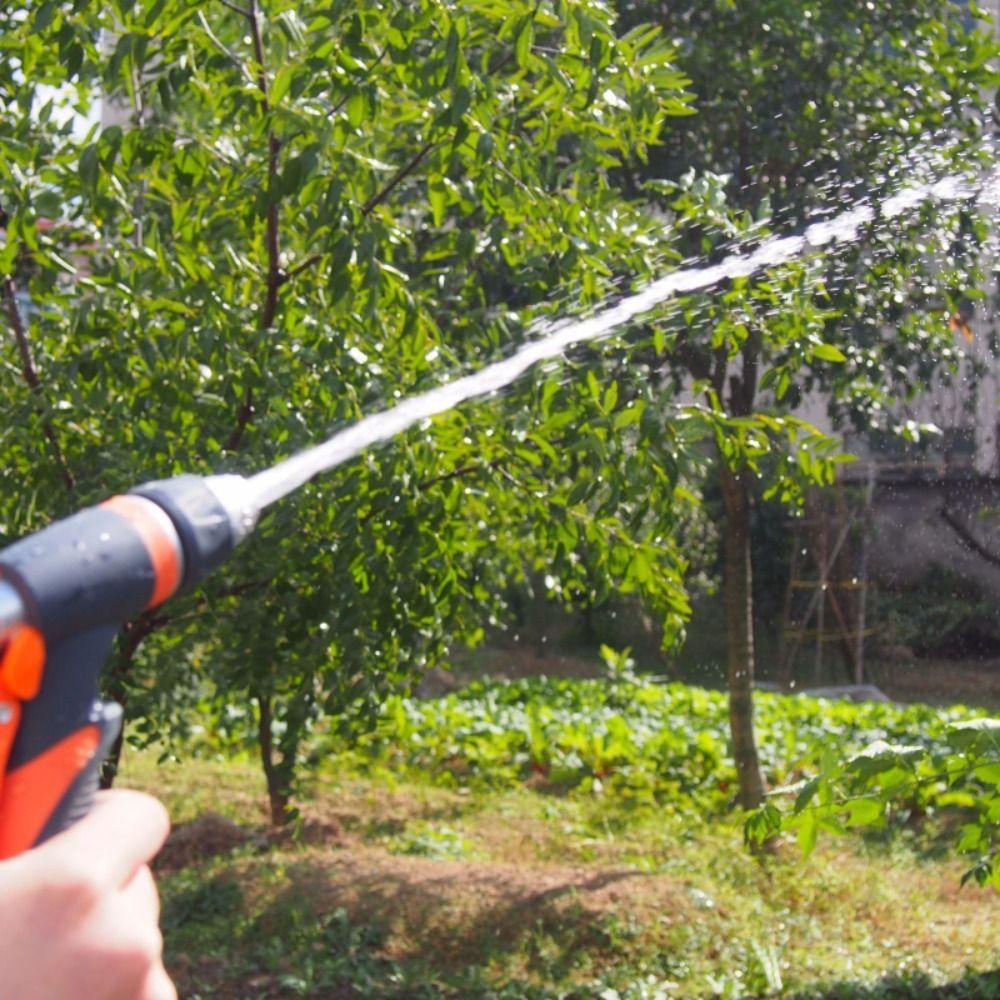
xmin=156 ymin=812 xmax=265 ymax=872
xmin=255 ymin=845 xmax=693 ymax=964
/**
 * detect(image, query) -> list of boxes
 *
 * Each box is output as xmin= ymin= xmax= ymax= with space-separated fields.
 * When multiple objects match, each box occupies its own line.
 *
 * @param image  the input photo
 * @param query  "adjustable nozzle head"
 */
xmin=0 ymin=474 xmax=260 ymax=648
xmin=130 ymin=474 xmax=259 ymax=591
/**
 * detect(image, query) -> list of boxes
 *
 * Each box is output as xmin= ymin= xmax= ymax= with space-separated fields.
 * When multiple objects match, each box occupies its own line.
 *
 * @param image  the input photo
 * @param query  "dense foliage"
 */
xmin=316 ymin=675 xmax=992 ymax=818
xmin=142 ymin=725 xmax=1000 ymax=998
xmin=131 ymin=673 xmax=1000 ymax=996
xmin=746 ymin=716 xmax=1000 ymax=890
xmin=315 ymin=660 xmax=1000 ymax=888
xmin=608 ymin=0 xmax=999 ymax=806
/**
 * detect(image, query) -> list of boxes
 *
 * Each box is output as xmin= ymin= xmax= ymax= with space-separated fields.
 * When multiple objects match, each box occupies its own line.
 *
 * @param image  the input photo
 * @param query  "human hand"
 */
xmin=0 ymin=789 xmax=176 ymax=1000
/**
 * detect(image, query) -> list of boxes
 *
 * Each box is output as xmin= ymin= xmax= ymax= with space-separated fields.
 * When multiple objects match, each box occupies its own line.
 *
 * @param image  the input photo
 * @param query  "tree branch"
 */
xmin=417 ymin=456 xmax=506 ymax=491
xmin=329 ymin=46 xmax=389 ymax=120
xmin=938 ymin=506 xmax=1000 ymax=570
xmin=738 ymin=334 xmax=760 ymax=417
xmin=673 ymin=330 xmax=712 ymax=382
xmin=280 ymin=50 xmax=518 ymax=287
xmin=226 ymin=0 xmax=281 ymax=452
xmin=711 ymin=345 xmax=728 ymax=396
xmin=263 ymin=140 xmax=282 ymax=326
xmin=246 ymin=0 xmax=268 ymax=94
xmin=1 ymin=274 xmax=75 ymax=490
xmin=359 ymin=50 xmax=516 ymax=222
xmin=360 ymin=139 xmax=437 ymax=219
xmin=275 ymin=137 xmax=438 ymax=287
xmin=280 ymin=252 xmax=321 ymax=285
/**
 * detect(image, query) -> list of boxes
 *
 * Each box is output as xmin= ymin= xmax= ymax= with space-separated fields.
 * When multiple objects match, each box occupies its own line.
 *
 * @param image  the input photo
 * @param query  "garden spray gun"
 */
xmin=0 ymin=473 xmax=262 ymax=859
xmin=0 ymin=270 xmax=656 ymax=863
xmin=0 ymin=378 xmax=460 ymax=861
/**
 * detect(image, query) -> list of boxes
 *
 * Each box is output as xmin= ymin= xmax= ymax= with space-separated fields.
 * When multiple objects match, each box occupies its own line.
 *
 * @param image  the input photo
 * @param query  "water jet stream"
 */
xmin=246 ymin=167 xmax=999 ymax=512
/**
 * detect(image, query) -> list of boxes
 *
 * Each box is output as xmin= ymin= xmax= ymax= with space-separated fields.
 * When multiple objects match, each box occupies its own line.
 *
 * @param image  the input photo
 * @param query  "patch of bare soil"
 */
xmin=418 ymin=646 xmax=604 ymax=696
xmin=874 ymin=657 xmax=1000 ymax=708
xmin=254 ymin=844 xmax=691 ymax=966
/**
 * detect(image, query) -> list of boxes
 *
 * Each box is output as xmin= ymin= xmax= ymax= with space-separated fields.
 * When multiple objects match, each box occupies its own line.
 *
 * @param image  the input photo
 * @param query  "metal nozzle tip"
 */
xmin=203 ymin=475 xmax=261 ymax=546
xmin=0 ymin=579 xmax=24 ymax=644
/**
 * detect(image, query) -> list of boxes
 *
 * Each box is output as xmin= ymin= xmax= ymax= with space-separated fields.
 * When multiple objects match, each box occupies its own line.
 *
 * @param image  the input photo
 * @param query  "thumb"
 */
xmin=33 ymin=790 xmax=170 ymax=891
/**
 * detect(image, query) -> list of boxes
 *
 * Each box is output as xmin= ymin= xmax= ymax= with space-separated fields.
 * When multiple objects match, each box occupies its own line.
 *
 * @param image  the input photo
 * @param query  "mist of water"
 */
xmin=245 ymin=165 xmax=999 ymax=513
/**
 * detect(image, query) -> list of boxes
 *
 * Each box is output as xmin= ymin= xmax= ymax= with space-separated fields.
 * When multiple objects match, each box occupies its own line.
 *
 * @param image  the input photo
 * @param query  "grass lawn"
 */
xmin=118 ymin=679 xmax=1000 ymax=998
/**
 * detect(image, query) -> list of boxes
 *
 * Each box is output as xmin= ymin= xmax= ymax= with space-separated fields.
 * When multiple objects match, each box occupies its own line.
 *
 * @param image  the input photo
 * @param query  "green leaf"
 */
xmin=949 ymin=718 xmax=1000 ymax=752
xmin=514 ymin=19 xmax=534 ymax=68
xmin=476 ymin=131 xmax=494 ymax=163
xmin=270 ymin=65 xmax=294 ymax=105
xmin=79 ymin=144 xmax=100 ymax=191
xmin=797 ymin=812 xmax=818 ymax=857
xmin=602 ymin=381 xmax=618 ymax=413
xmin=743 ymin=803 xmax=782 ymax=846
xmin=0 ymin=241 xmax=17 ymax=276
xmin=811 ymin=343 xmax=847 ymax=363
xmin=44 ymin=251 xmax=77 ymax=276
xmin=346 ymin=91 xmax=366 ymax=128
xmin=428 ymin=177 xmax=447 ymax=226
xmin=586 ymin=369 xmax=601 ymax=403
xmin=973 ymin=763 xmax=1000 ymax=788
xmin=793 ymin=776 xmax=820 ymax=813
xmin=844 ymin=798 xmax=883 ymax=828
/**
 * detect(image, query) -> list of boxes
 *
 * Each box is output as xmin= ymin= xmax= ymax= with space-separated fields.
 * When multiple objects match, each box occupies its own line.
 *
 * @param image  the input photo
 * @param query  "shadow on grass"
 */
xmin=790 ymin=967 xmax=1000 ymax=1000
xmin=162 ymin=850 xmax=997 ymax=1000
xmin=164 ymin=852 xmax=665 ymax=998
xmin=255 ymin=855 xmax=648 ymax=967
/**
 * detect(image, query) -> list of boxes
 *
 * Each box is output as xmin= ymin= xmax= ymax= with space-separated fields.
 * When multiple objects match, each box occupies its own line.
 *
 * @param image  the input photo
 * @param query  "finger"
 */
xmin=139 ymin=963 xmax=178 ymax=1000
xmin=39 ymin=790 xmax=170 ymax=891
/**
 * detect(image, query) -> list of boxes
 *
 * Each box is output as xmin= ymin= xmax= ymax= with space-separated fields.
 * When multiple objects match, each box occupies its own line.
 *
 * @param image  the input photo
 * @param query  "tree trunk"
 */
xmin=100 ymin=722 xmax=127 ymax=790
xmin=100 ymin=647 xmax=129 ymax=789
xmin=718 ymin=461 xmax=766 ymax=809
xmin=100 ymin=618 xmax=153 ymax=788
xmin=256 ymin=692 xmax=292 ymax=826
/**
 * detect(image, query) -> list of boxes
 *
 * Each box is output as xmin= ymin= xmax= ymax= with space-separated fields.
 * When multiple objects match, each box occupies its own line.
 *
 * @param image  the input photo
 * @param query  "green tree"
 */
xmin=615 ymin=0 xmax=998 ymax=807
xmin=1 ymin=0 xmax=701 ymax=822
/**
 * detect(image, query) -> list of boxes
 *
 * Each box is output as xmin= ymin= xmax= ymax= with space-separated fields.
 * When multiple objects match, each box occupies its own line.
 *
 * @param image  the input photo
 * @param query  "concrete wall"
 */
xmin=868 ymin=475 xmax=1000 ymax=599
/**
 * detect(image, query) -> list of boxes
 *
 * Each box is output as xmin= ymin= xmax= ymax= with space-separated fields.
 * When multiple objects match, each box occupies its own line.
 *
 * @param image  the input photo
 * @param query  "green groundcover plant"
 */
xmin=280 ymin=663 xmax=998 ymax=888
xmin=746 ymin=717 xmax=1000 ymax=891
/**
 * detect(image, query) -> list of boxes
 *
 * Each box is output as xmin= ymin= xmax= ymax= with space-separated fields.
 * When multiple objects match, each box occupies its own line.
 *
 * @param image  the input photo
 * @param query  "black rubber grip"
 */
xmin=35 ymin=700 xmax=122 ymax=846
xmin=0 ymin=509 xmax=155 ymax=647
xmin=6 ymin=627 xmax=117 ymax=769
